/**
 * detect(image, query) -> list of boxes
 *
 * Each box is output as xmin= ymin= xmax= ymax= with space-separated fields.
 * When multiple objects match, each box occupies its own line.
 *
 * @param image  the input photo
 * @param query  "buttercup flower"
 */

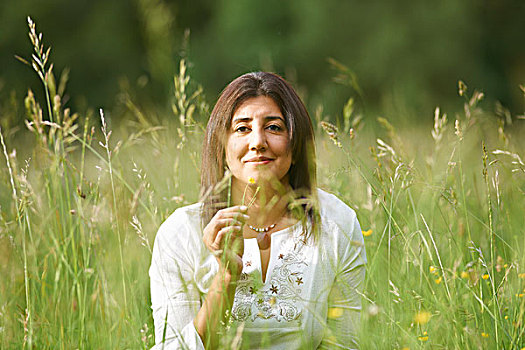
xmin=418 ymin=331 xmax=428 ymax=341
xmin=327 ymin=307 xmax=344 ymax=319
xmin=414 ymin=311 xmax=431 ymax=325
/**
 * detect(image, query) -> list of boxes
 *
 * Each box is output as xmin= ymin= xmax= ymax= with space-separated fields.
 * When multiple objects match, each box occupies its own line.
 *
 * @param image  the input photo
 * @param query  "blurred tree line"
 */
xmin=1 ymin=0 xmax=523 ymax=126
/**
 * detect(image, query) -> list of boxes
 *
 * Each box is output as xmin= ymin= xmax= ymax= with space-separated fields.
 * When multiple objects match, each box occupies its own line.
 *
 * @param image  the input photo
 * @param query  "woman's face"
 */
xmin=225 ymin=95 xmax=292 ymax=190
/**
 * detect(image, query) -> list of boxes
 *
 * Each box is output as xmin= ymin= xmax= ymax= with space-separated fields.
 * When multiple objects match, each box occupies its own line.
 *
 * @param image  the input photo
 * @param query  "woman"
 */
xmin=150 ymin=72 xmax=366 ymax=349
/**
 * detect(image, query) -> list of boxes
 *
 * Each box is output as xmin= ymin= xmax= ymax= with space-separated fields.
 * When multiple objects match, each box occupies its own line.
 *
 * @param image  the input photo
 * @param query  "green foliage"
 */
xmin=316 ymin=77 xmax=525 ymax=348
xmin=1 ymin=0 xmax=524 ymax=119
xmin=1 ymin=17 xmax=525 ymax=349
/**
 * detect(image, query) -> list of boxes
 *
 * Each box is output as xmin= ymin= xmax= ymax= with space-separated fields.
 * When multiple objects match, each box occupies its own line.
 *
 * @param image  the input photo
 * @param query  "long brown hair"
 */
xmin=200 ymin=72 xmax=318 ymax=236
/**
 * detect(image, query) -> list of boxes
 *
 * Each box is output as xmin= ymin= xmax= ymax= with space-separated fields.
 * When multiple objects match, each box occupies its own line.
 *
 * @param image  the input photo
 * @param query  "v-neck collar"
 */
xmin=242 ymin=221 xmax=302 ymax=284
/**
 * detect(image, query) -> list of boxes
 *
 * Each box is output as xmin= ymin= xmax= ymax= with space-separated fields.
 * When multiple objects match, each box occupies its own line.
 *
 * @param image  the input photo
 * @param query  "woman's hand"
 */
xmin=203 ymin=205 xmax=248 ymax=277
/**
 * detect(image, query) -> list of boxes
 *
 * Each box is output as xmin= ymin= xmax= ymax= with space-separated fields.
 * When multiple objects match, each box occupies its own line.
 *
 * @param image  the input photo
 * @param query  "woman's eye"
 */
xmin=235 ymin=126 xmax=249 ymax=133
xmin=267 ymin=124 xmax=283 ymax=131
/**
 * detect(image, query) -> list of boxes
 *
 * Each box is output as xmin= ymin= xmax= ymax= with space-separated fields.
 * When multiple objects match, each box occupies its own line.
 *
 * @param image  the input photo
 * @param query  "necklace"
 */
xmin=249 ymin=223 xmax=276 ymax=250
xmin=248 ymin=223 xmax=276 ymax=232
xmin=248 ymin=202 xmax=288 ymax=250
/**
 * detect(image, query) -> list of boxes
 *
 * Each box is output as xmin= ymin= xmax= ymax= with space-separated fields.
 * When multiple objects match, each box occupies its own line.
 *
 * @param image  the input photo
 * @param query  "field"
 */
xmin=1 ymin=19 xmax=524 ymax=349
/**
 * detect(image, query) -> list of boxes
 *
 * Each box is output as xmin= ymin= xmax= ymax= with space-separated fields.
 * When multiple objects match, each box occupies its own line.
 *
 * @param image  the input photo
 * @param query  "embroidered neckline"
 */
xmin=230 ymin=231 xmax=311 ymax=323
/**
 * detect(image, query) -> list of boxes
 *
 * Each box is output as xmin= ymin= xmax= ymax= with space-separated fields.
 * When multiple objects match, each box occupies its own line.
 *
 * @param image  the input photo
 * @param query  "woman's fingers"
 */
xmin=211 ymin=225 xmax=242 ymax=250
xmin=208 ymin=224 xmax=244 ymax=273
xmin=204 ymin=206 xmax=248 ymax=242
xmin=216 ymin=206 xmax=249 ymax=222
xmin=202 ymin=205 xmax=248 ymax=274
xmin=213 ymin=218 xmax=244 ymax=231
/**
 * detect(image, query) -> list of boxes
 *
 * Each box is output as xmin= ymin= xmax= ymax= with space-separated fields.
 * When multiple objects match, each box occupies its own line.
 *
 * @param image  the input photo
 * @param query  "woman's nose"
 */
xmin=249 ymin=128 xmax=267 ymax=151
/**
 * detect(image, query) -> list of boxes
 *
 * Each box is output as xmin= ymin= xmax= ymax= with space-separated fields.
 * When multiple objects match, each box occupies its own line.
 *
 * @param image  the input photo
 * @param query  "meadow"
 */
xmin=1 ymin=18 xmax=524 ymax=349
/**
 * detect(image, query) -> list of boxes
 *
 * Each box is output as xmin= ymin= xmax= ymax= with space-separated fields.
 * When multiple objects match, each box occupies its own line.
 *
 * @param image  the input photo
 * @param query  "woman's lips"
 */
xmin=247 ymin=160 xmax=272 ymax=165
xmin=244 ymin=157 xmax=273 ymax=165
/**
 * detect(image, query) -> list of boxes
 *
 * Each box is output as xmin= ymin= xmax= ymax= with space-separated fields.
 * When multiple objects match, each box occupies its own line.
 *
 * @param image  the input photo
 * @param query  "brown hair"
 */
xmin=200 ymin=72 xmax=318 ymax=236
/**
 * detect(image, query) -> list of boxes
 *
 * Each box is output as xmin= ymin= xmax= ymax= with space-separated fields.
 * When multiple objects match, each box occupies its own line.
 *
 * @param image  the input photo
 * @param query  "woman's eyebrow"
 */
xmin=231 ymin=115 xmax=284 ymax=123
xmin=265 ymin=116 xmax=285 ymax=122
xmin=231 ymin=116 xmax=252 ymax=123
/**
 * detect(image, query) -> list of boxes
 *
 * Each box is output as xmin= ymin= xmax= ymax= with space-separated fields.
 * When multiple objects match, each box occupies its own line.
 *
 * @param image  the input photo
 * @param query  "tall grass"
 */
xmin=317 ymin=81 xmax=525 ymax=348
xmin=1 ymin=18 xmax=524 ymax=349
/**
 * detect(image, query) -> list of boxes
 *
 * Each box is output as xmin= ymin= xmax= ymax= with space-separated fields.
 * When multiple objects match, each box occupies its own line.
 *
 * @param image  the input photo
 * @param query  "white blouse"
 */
xmin=149 ymin=189 xmax=367 ymax=349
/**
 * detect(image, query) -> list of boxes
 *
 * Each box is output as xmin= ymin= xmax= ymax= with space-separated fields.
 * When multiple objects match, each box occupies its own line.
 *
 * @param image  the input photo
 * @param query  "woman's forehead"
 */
xmin=233 ymin=96 xmax=281 ymax=117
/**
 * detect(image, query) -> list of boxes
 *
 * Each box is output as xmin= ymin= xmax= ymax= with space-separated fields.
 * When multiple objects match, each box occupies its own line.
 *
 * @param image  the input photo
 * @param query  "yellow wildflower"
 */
xmin=505 ymin=315 xmax=509 ymax=320
xmin=429 ymin=266 xmax=437 ymax=274
xmin=482 ymin=274 xmax=489 ymax=280
xmin=435 ymin=277 xmax=442 ymax=284
xmin=518 ymin=273 xmax=525 ymax=279
xmin=327 ymin=307 xmax=344 ymax=319
xmin=414 ymin=311 xmax=431 ymax=325
xmin=518 ymin=294 xmax=524 ymax=298
xmin=504 ymin=264 xmax=508 ymax=268
xmin=481 ymin=332 xmax=489 ymax=338
xmin=248 ymin=177 xmax=256 ymax=184
xmin=362 ymin=229 xmax=372 ymax=237
xmin=418 ymin=331 xmax=428 ymax=341
xmin=460 ymin=271 xmax=469 ymax=279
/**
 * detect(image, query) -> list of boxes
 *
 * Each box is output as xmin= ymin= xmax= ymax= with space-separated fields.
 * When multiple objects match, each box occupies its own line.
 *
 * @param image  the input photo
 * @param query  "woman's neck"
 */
xmin=231 ymin=179 xmax=292 ymax=227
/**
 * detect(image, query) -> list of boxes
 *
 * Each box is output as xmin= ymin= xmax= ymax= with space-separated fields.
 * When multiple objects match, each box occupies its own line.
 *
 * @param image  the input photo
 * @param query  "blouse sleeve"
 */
xmin=319 ymin=206 xmax=367 ymax=349
xmin=149 ymin=210 xmax=205 ymax=350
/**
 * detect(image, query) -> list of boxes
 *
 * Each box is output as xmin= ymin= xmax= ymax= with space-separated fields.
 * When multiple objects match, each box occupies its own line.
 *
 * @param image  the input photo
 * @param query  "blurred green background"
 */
xmin=0 ymin=0 xmax=525 ymax=122
xmin=1 ymin=0 xmax=524 ymax=125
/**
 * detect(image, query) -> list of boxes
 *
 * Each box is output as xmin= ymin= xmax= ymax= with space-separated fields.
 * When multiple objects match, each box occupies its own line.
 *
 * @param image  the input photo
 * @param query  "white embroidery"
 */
xmin=231 ymin=236 xmax=310 ymax=322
